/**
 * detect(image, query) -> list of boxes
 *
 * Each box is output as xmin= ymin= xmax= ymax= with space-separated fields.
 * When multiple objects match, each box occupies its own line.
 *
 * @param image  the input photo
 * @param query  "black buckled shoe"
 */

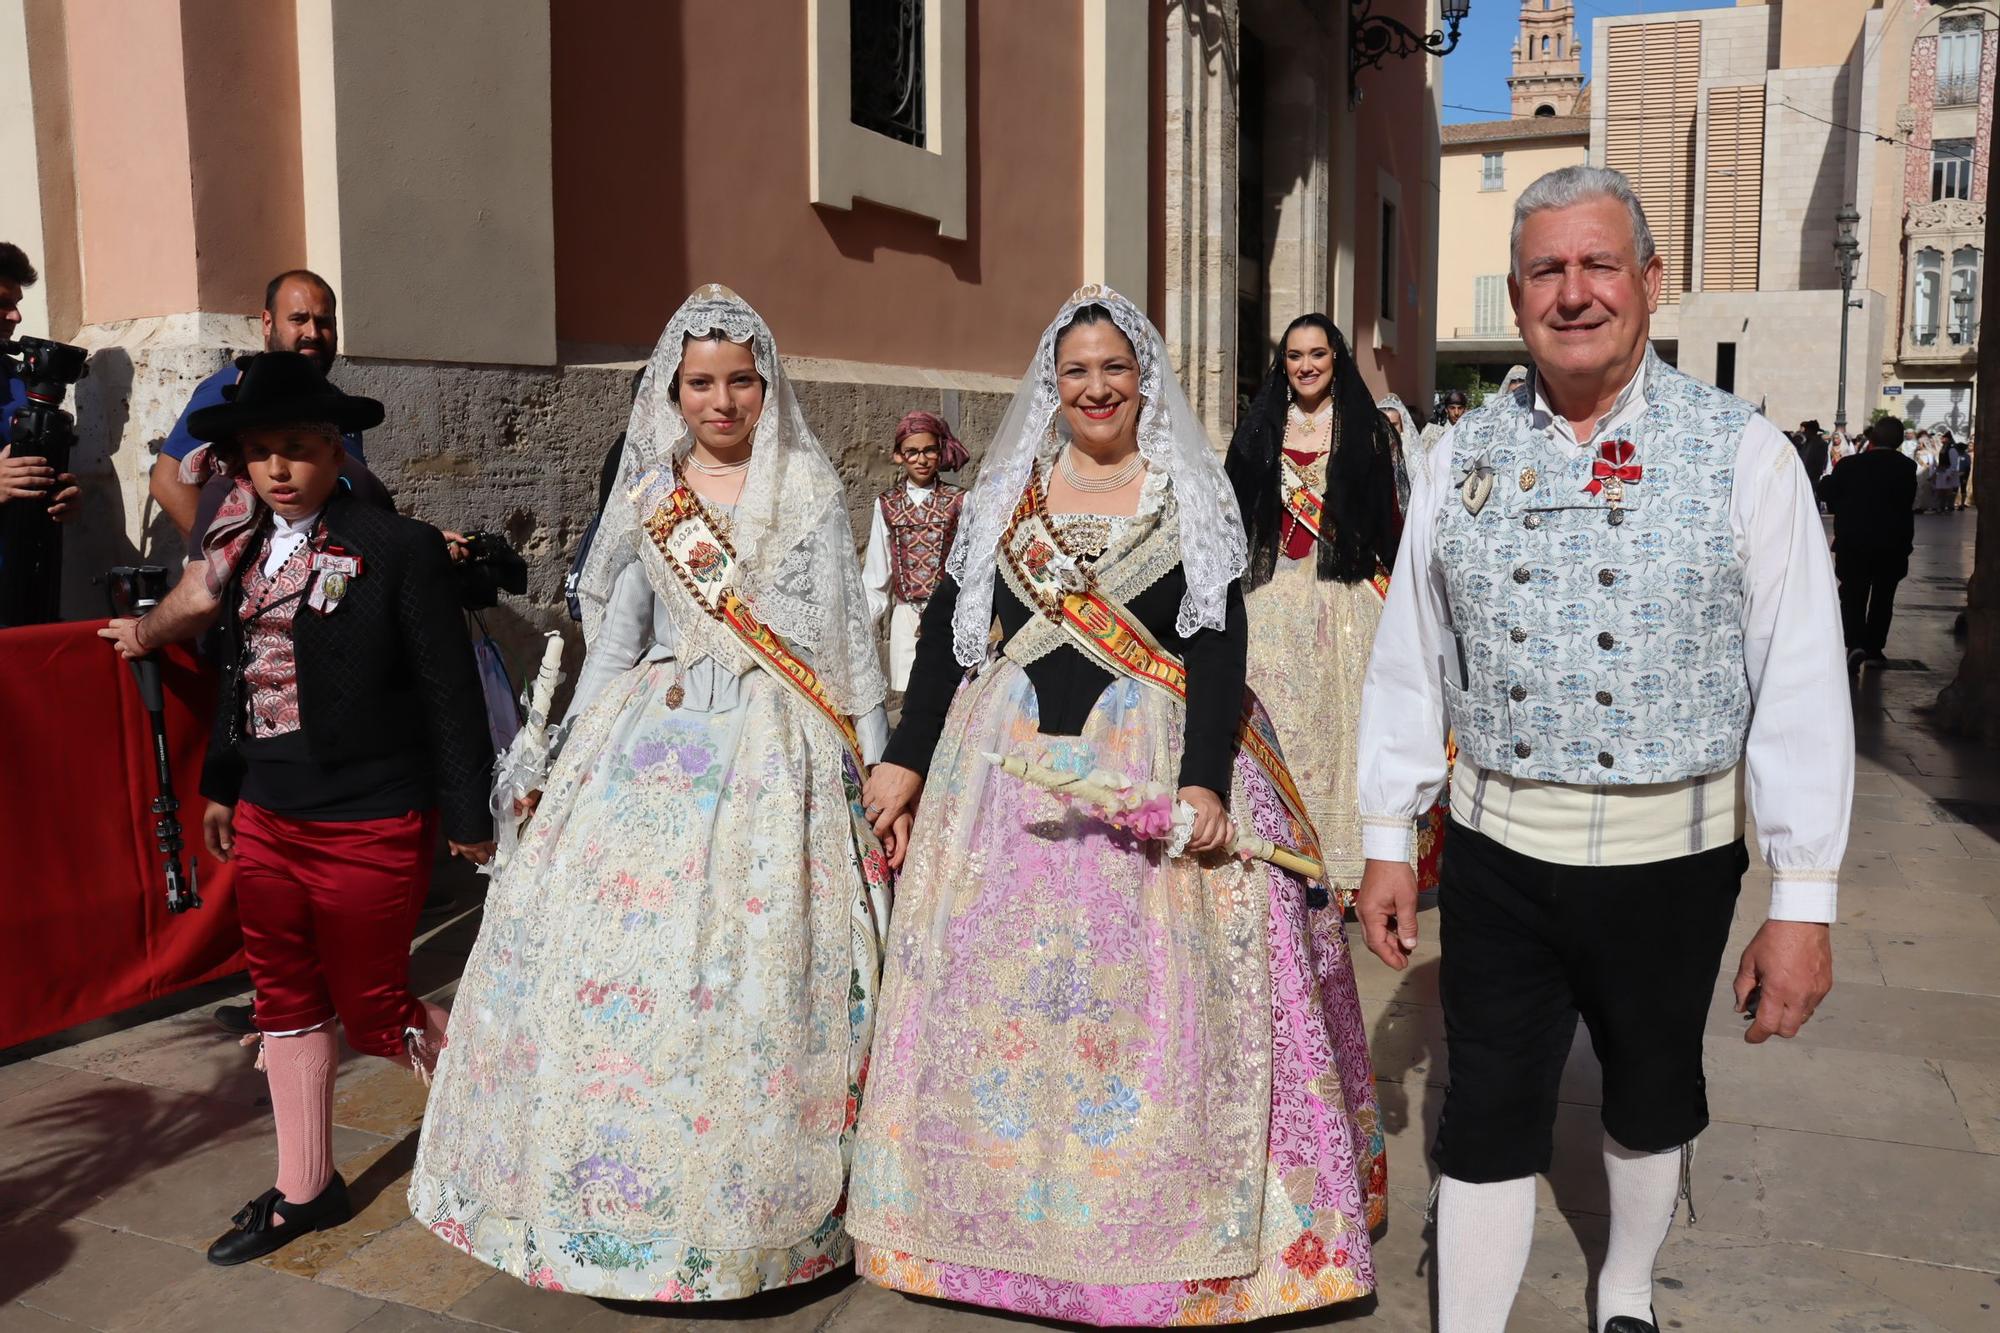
xmin=1602 ymin=1315 xmax=1659 ymax=1333
xmin=206 ymin=1175 xmax=352 ymax=1266
xmin=212 ymin=1003 xmax=258 ymax=1036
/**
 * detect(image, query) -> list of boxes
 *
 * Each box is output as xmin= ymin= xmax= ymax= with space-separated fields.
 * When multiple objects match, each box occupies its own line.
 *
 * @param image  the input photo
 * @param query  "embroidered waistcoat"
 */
xmin=1436 ymin=350 xmax=1753 ymax=785
xmin=237 ymin=541 xmax=314 ymax=738
xmin=881 ymin=482 xmax=965 ymax=606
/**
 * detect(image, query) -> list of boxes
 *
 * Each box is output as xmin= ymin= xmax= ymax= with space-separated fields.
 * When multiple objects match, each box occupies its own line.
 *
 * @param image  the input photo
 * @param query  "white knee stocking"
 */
xmin=1437 ymin=1173 xmax=1537 ymax=1333
xmin=1596 ymin=1133 xmax=1685 ymax=1330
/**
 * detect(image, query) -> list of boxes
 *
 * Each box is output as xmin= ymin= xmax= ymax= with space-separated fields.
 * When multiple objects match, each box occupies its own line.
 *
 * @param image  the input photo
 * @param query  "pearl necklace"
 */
xmin=686 ymin=452 xmax=751 ymax=476
xmin=1058 ymin=444 xmax=1144 ymax=493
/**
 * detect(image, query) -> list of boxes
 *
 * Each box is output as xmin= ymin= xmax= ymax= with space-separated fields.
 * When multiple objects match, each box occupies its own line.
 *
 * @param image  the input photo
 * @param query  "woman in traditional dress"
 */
xmin=1225 ymin=315 xmax=1441 ymax=908
xmin=1375 ymin=390 xmax=1419 ymax=513
xmin=848 ymin=286 xmax=1384 ymax=1327
xmin=408 ymin=286 xmax=892 ymax=1301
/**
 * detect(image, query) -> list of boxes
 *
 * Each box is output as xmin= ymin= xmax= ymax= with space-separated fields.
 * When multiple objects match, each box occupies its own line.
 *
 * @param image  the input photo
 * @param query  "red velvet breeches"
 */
xmin=232 ymin=802 xmax=436 ymax=1059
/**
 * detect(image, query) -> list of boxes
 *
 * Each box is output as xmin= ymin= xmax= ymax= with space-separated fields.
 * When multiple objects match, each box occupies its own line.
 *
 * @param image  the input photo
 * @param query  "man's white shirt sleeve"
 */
xmin=1356 ymin=427 xmax=1458 ymax=865
xmin=861 ymin=497 xmax=891 ymax=626
xmin=1733 ymin=416 xmax=1852 ymax=922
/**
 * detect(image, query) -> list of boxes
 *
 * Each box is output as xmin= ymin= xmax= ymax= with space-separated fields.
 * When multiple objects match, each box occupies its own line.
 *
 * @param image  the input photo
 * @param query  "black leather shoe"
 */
xmin=206 ymin=1175 xmax=352 ymax=1266
xmin=212 ymin=1004 xmax=257 ymax=1036
xmin=1602 ymin=1315 xmax=1659 ymax=1333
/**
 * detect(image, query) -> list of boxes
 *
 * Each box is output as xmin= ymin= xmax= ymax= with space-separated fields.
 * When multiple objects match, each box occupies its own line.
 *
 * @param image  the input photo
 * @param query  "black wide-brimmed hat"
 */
xmin=186 ymin=350 xmax=384 ymax=442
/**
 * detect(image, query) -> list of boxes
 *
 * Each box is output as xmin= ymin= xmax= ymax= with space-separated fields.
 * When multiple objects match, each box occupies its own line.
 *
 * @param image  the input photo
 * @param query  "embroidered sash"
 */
xmin=998 ymin=482 xmax=1325 ymax=871
xmin=1280 ymin=454 xmax=1328 ymax=546
xmin=639 ymin=481 xmax=865 ymax=769
xmin=1281 ymin=457 xmax=1393 ymax=602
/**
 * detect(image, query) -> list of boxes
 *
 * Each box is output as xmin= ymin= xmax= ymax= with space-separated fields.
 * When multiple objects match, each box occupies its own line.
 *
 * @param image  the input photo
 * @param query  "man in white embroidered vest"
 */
xmin=1355 ymin=166 xmax=1852 ymax=1333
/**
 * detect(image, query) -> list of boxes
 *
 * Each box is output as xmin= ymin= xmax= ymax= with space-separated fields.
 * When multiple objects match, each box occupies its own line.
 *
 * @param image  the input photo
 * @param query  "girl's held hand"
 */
xmin=863 ymin=762 xmax=924 ymax=869
xmin=1177 ymin=785 xmax=1233 ymax=854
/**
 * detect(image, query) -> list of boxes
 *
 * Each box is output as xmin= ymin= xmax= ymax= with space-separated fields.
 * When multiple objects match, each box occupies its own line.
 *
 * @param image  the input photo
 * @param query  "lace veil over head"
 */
xmin=945 ymin=284 xmax=1248 ymax=668
xmin=574 ymin=284 xmax=886 ymax=717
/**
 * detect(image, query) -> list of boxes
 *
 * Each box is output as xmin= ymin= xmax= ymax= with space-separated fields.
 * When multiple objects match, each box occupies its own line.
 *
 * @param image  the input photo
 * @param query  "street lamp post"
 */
xmin=1833 ymin=203 xmax=1863 ymax=435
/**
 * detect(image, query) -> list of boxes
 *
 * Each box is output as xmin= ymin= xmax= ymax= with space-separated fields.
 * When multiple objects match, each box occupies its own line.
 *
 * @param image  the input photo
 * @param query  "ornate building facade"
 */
xmin=1880 ymin=0 xmax=1996 ymax=436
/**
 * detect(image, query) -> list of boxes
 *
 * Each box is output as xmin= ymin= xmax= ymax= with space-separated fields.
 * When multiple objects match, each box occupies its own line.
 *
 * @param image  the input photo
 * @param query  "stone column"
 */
xmin=296 ymin=0 xmax=555 ymax=365
xmin=1162 ymin=0 xmax=1239 ymax=443
xmin=1247 ymin=0 xmax=1332 ymax=350
xmin=50 ymin=0 xmax=309 ymax=605
xmin=1083 ymin=0 xmax=1151 ymax=301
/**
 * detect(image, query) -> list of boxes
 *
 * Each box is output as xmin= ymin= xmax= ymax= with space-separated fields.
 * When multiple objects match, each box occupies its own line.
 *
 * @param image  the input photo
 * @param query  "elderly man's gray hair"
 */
xmin=1510 ymin=165 xmax=1657 ymax=279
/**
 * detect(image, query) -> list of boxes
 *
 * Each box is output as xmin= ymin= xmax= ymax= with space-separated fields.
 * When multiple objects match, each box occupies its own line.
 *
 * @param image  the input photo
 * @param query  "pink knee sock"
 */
xmin=264 ymin=1027 xmax=338 ymax=1205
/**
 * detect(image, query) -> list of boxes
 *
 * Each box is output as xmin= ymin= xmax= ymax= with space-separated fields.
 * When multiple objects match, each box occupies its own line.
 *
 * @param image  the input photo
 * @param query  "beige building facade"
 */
xmin=1581 ymin=1 xmax=1890 ymax=432
xmin=0 ymin=0 xmax=1443 ymax=643
xmin=1435 ymin=115 xmax=1589 ymax=377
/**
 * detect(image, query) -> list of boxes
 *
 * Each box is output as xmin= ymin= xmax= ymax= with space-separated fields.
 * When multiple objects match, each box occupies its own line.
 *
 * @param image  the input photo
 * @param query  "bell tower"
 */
xmin=1508 ymin=0 xmax=1585 ymax=117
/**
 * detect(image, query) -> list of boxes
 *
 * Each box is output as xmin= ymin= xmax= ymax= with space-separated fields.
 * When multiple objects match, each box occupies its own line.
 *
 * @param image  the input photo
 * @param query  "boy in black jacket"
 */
xmin=118 ymin=352 xmax=495 ymax=1263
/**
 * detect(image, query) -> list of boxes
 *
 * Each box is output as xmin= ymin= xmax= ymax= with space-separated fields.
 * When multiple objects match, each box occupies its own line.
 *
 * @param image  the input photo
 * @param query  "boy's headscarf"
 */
xmin=893 ymin=410 xmax=969 ymax=472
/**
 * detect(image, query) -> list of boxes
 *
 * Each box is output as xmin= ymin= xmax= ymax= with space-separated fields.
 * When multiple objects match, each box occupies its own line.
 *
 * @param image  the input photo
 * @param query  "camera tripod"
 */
xmin=106 ymin=565 xmax=201 ymax=915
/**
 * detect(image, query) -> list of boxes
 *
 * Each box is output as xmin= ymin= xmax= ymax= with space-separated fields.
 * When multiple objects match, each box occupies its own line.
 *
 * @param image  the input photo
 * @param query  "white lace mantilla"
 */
xmin=574 ymin=285 xmax=885 ymax=719
xmin=946 ymin=285 xmax=1247 ymax=667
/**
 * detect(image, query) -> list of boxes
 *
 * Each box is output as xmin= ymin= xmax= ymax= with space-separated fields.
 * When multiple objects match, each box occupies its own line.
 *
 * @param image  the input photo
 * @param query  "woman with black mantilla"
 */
xmin=1225 ymin=314 xmax=1442 ymax=907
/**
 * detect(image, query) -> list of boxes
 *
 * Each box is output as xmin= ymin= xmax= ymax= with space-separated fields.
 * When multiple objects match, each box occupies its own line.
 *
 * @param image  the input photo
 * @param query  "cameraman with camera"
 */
xmin=2 ymin=241 xmax=84 ymax=627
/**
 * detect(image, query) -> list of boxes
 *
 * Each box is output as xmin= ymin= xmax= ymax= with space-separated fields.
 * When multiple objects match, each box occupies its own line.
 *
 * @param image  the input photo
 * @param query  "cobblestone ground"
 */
xmin=4 ymin=514 xmax=1997 ymax=1332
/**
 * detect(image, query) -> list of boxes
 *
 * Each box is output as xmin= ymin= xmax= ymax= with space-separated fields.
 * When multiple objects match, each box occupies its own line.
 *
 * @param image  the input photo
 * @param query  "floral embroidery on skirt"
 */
xmin=409 ymin=660 xmax=885 ymax=1301
xmin=846 ymin=662 xmax=1385 ymax=1326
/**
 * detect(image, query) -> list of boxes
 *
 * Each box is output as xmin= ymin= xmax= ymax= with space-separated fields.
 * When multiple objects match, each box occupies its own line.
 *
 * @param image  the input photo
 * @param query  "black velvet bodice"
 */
xmin=881 ymin=566 xmax=1247 ymax=799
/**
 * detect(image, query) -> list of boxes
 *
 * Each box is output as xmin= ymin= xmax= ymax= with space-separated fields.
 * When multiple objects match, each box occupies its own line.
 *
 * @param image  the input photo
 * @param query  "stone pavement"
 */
xmin=4 ymin=513 xmax=1997 ymax=1333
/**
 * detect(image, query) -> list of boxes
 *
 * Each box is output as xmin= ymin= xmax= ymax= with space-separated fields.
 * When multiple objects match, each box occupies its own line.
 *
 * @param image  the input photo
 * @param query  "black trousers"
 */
xmin=1432 ymin=822 xmax=1744 ymax=1183
xmin=1834 ymin=546 xmax=1908 ymax=655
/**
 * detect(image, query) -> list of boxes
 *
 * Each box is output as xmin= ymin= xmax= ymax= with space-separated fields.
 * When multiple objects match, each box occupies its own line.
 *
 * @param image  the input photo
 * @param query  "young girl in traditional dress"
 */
xmin=1227 ymin=315 xmax=1443 ymax=908
xmin=408 ymin=286 xmax=892 ymax=1301
xmin=849 ymin=287 xmax=1384 ymax=1327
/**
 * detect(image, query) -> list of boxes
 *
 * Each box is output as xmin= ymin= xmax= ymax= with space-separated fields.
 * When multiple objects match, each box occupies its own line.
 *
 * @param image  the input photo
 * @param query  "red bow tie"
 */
xmin=1583 ymin=440 xmax=1641 ymax=496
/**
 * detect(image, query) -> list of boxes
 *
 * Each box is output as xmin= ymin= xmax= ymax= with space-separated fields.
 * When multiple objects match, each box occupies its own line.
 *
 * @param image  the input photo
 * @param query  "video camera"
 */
xmin=1 ymin=335 xmax=90 ymax=625
xmin=452 ymin=529 xmax=529 ymax=611
xmin=104 ymin=564 xmax=201 ymax=915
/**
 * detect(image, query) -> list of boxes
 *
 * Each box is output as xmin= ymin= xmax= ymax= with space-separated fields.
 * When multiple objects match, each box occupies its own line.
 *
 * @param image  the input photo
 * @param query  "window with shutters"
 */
xmin=1701 ymin=86 xmax=1764 ymax=292
xmin=1481 ymin=152 xmax=1504 ymax=191
xmin=1938 ymin=16 xmax=1984 ymax=108
xmin=1950 ymin=247 xmax=1981 ymax=346
xmin=1933 ymin=139 xmax=1976 ymax=201
xmin=1375 ymin=171 xmax=1403 ymax=352
xmin=1381 ymin=199 xmax=1399 ymax=314
xmin=1474 ymin=275 xmax=1508 ymax=334
xmin=1603 ymin=21 xmax=1701 ymax=304
xmin=1913 ymin=248 xmax=1944 ymax=347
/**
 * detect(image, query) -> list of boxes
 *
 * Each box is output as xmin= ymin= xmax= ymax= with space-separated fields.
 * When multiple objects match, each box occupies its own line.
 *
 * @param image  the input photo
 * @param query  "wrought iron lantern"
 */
xmin=1351 ymin=0 xmax=1471 ymax=105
